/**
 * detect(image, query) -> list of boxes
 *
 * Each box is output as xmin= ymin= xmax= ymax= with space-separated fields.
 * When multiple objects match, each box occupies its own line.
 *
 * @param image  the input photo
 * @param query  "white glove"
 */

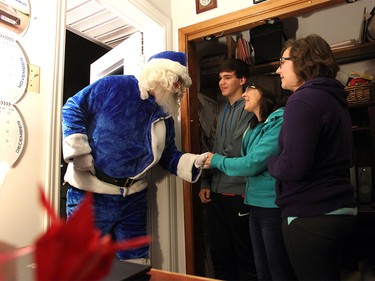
xmin=194 ymin=153 xmax=208 ymax=168
xmin=73 ymin=154 xmax=96 ymax=175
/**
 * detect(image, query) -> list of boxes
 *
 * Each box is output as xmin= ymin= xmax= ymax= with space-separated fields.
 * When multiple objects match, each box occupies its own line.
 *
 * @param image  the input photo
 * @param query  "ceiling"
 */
xmin=66 ymin=0 xmax=140 ymax=49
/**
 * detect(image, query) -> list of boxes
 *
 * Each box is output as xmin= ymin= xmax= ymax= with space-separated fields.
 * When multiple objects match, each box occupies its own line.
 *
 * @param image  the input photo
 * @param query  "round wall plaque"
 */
xmin=0 ymin=0 xmax=31 ymax=39
xmin=0 ymin=102 xmax=25 ymax=166
xmin=0 ymin=38 xmax=28 ymax=103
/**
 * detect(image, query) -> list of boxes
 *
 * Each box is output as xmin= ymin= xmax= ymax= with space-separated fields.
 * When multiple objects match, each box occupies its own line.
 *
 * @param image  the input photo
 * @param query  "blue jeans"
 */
xmin=249 ymin=206 xmax=296 ymax=281
xmin=66 ymin=185 xmax=149 ymax=260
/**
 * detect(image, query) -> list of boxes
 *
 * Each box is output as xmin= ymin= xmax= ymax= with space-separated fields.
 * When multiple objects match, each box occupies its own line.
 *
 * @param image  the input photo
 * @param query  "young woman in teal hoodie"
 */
xmin=204 ymin=74 xmax=296 ymax=281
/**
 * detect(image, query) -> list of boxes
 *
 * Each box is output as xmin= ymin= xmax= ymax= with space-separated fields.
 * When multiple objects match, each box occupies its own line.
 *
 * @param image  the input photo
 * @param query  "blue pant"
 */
xmin=249 ymin=206 xmax=296 ymax=281
xmin=66 ymin=185 xmax=149 ymax=260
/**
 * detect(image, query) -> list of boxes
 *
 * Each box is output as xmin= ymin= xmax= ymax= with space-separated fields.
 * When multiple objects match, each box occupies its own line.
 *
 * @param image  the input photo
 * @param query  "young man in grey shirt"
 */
xmin=199 ymin=59 xmax=257 ymax=281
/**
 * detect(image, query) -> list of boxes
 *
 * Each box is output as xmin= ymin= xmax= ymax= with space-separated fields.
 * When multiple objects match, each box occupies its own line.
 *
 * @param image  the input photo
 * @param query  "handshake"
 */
xmin=194 ymin=152 xmax=213 ymax=169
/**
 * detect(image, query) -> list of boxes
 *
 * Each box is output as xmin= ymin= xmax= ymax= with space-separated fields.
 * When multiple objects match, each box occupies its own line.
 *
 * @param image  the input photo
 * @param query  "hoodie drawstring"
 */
xmin=220 ymin=102 xmax=237 ymax=136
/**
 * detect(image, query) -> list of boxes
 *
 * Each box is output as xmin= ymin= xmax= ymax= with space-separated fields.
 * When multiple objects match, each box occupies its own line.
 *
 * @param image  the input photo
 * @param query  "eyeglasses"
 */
xmin=279 ymin=57 xmax=292 ymax=68
xmin=245 ymin=84 xmax=256 ymax=92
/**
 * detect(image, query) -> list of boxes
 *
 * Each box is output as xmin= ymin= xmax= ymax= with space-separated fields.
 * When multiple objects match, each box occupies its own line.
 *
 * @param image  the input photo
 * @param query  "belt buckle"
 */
xmin=124 ymin=178 xmax=134 ymax=188
xmin=120 ymin=179 xmax=134 ymax=197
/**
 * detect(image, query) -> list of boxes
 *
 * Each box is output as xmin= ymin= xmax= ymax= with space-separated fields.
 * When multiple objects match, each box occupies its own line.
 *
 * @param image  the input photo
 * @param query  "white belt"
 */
xmin=64 ymin=163 xmax=148 ymax=197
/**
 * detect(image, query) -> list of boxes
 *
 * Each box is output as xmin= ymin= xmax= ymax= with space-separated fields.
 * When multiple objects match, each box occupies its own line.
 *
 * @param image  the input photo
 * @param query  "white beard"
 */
xmin=154 ymin=88 xmax=184 ymax=116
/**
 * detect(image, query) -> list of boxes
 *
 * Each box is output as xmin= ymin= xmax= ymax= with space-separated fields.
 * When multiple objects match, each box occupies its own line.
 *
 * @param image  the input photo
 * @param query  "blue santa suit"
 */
xmin=62 ymin=74 xmax=201 ymax=260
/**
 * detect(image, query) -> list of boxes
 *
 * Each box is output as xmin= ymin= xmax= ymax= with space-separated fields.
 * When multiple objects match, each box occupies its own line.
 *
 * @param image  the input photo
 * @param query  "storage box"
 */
xmin=249 ymin=19 xmax=287 ymax=65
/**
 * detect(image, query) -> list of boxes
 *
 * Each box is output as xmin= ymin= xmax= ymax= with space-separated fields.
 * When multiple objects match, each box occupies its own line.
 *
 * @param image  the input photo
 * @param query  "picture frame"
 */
xmin=195 ymin=0 xmax=217 ymax=14
xmin=253 ymin=0 xmax=267 ymax=4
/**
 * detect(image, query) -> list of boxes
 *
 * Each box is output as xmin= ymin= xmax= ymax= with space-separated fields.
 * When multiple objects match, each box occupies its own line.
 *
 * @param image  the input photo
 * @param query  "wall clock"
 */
xmin=196 ymin=0 xmax=217 ymax=14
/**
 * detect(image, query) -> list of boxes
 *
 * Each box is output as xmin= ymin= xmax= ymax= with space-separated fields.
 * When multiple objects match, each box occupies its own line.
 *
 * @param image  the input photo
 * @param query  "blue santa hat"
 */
xmin=138 ymin=51 xmax=192 ymax=99
xmin=148 ymin=51 xmax=187 ymax=66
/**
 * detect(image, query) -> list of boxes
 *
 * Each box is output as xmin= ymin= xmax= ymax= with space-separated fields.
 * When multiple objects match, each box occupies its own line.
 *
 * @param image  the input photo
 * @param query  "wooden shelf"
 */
xmin=334 ymin=42 xmax=375 ymax=64
xmin=249 ymin=41 xmax=375 ymax=75
xmin=348 ymin=100 xmax=375 ymax=108
xmin=249 ymin=61 xmax=279 ymax=75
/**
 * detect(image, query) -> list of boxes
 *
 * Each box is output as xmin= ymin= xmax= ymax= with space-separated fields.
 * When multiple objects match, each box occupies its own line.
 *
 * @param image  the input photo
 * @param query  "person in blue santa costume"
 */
xmin=61 ymin=51 xmax=207 ymax=264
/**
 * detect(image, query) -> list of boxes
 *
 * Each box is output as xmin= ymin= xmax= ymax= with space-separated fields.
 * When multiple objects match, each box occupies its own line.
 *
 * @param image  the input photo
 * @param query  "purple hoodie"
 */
xmin=268 ymin=77 xmax=356 ymax=218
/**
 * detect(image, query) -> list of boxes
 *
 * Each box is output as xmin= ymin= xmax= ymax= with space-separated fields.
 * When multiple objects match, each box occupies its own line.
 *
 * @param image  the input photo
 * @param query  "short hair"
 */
xmin=245 ymin=74 xmax=291 ymax=128
xmin=281 ymin=34 xmax=339 ymax=82
xmin=218 ymin=58 xmax=251 ymax=79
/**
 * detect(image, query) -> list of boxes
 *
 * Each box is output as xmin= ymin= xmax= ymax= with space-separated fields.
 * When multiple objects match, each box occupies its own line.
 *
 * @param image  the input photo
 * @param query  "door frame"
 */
xmin=178 ymin=0 xmax=346 ymax=274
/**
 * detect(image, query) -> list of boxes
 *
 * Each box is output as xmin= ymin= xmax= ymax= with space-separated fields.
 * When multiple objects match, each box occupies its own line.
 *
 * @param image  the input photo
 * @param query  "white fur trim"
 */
xmin=122 ymin=258 xmax=150 ymax=265
xmin=64 ymin=163 xmax=147 ymax=197
xmin=131 ymin=117 xmax=167 ymax=179
xmin=139 ymin=58 xmax=192 ymax=100
xmin=177 ymin=153 xmax=202 ymax=183
xmin=144 ymin=58 xmax=191 ymax=83
xmin=62 ymin=133 xmax=91 ymax=162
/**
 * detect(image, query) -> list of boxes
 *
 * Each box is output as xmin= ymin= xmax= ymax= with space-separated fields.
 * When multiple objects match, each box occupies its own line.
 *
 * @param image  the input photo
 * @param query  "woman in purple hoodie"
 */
xmin=267 ymin=34 xmax=357 ymax=281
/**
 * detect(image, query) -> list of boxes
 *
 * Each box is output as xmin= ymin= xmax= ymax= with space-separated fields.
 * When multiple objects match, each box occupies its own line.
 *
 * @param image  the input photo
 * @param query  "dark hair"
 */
xmin=219 ymin=58 xmax=251 ymax=79
xmin=245 ymin=74 xmax=290 ymax=128
xmin=281 ymin=34 xmax=339 ymax=82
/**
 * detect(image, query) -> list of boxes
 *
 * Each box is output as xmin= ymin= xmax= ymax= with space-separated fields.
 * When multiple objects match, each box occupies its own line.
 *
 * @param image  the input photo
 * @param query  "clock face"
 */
xmin=200 ymin=0 xmax=212 ymax=7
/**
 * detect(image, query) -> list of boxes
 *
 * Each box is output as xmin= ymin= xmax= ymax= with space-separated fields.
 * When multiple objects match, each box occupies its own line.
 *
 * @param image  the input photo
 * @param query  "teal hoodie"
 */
xmin=210 ymin=108 xmax=284 ymax=208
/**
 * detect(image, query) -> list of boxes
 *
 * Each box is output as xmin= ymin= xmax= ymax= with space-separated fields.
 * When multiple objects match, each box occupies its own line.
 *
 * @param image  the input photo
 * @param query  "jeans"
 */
xmin=249 ymin=206 xmax=296 ymax=281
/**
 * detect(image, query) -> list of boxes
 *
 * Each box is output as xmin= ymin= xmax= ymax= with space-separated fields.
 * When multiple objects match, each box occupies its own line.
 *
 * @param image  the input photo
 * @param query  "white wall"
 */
xmin=171 ymin=0 xmax=374 ymax=44
xmin=172 ymin=0 xmax=254 ymax=30
xmin=0 ymin=1 xmax=65 ymax=246
xmin=293 ymin=0 xmax=375 ymax=83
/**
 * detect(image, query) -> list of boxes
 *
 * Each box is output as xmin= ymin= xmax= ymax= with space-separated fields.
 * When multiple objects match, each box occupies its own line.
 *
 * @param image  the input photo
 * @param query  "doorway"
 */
xmin=60 ymin=0 xmax=188 ymax=272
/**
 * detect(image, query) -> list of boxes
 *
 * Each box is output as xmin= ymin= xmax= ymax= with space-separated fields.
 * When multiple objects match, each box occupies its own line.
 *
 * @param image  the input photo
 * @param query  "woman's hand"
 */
xmin=204 ymin=152 xmax=214 ymax=168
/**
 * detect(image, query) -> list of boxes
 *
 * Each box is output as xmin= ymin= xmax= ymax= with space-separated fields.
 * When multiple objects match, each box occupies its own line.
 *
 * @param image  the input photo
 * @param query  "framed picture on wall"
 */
xmin=195 ymin=0 xmax=217 ymax=14
xmin=253 ymin=0 xmax=267 ymax=3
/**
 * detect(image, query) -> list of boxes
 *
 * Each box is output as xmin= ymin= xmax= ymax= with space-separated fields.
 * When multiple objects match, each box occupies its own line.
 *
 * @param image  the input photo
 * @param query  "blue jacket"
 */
xmin=62 ymin=75 xmax=200 ymax=194
xmin=210 ymin=108 xmax=284 ymax=207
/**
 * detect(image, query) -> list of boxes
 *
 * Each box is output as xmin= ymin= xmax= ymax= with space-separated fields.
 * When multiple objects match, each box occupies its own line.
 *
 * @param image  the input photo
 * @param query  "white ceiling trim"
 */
xmin=66 ymin=0 xmax=140 ymax=49
xmin=98 ymin=0 xmax=172 ymax=52
xmin=66 ymin=0 xmax=172 ymax=57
